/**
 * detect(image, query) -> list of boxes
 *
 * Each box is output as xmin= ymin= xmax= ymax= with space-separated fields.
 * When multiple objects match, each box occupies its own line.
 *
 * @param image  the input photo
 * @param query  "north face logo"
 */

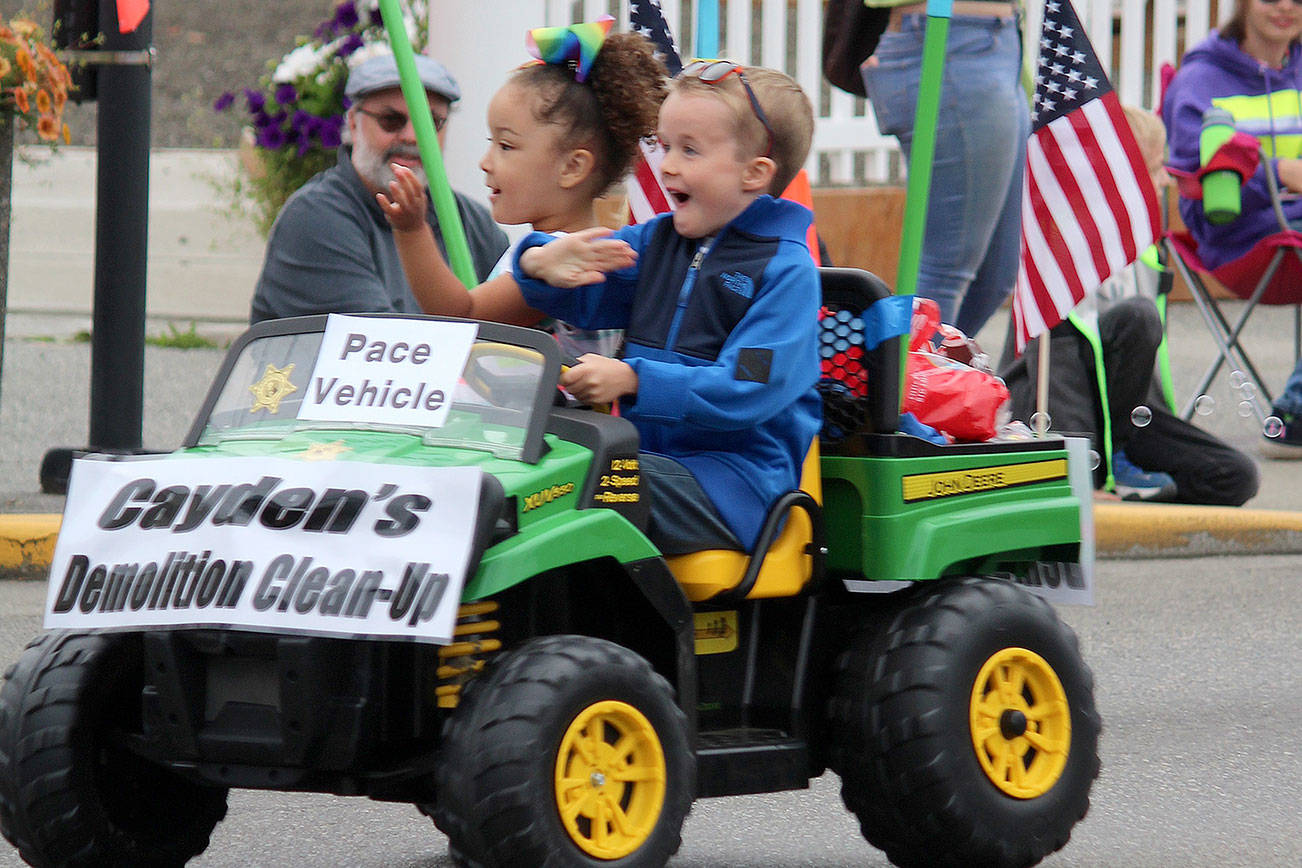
xmin=720 ymin=271 xmax=754 ymax=299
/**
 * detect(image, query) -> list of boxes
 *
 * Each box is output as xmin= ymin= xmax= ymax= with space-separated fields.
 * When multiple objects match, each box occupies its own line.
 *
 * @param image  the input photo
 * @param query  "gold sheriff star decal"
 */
xmin=300 ymin=440 xmax=350 ymax=461
xmin=249 ymin=363 xmax=297 ymax=413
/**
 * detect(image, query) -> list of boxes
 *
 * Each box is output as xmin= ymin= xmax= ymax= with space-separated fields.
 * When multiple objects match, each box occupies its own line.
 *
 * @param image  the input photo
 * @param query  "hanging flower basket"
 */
xmin=216 ymin=0 xmax=428 ymax=236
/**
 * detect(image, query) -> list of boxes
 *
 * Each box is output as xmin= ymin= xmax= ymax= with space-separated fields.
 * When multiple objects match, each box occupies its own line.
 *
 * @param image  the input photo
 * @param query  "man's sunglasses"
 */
xmin=356 ymin=106 xmax=448 ymax=134
xmin=678 ymin=59 xmax=775 ymax=158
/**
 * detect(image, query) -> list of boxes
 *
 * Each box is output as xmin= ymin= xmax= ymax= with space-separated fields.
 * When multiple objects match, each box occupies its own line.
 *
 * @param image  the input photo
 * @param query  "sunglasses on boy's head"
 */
xmin=678 ymin=59 xmax=775 ymax=158
xmin=356 ymin=106 xmax=449 ymax=134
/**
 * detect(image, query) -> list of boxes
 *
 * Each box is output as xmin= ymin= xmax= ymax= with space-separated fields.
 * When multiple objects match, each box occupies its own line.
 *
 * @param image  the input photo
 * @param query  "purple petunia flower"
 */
xmin=256 ymin=124 xmax=288 ymax=150
xmin=337 ymin=33 xmax=365 ymax=57
xmin=244 ymin=88 xmax=266 ymax=112
xmin=274 ymin=83 xmax=298 ymax=106
xmin=320 ymin=115 xmax=344 ymax=148
xmin=334 ymin=1 xmax=359 ymax=30
xmin=213 ymin=92 xmax=235 ymax=112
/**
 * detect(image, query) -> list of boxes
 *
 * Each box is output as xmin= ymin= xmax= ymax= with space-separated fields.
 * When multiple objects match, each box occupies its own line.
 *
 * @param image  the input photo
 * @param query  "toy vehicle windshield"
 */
xmin=190 ymin=317 xmax=560 ymax=463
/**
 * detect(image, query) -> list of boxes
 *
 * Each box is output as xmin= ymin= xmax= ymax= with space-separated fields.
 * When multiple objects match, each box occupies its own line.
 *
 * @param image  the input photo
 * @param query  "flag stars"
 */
xmin=1071 ymin=50 xmax=1086 ymax=65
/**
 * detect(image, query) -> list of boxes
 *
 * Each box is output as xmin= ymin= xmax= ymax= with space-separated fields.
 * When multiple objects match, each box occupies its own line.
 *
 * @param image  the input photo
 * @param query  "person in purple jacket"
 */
xmin=1162 ymin=0 xmax=1302 ymax=455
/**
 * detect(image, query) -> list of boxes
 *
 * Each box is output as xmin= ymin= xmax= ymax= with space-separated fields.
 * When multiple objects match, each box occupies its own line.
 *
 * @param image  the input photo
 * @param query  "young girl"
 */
xmin=378 ymin=19 xmax=665 ymax=357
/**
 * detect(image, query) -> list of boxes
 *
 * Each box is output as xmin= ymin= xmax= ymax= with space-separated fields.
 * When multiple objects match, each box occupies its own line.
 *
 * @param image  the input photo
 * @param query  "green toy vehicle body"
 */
xmin=0 ymin=268 xmax=1100 ymax=868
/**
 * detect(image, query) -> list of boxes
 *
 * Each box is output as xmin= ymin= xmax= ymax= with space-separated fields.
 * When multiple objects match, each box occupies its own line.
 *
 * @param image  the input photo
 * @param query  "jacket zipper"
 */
xmin=663 ymin=238 xmax=713 ymax=350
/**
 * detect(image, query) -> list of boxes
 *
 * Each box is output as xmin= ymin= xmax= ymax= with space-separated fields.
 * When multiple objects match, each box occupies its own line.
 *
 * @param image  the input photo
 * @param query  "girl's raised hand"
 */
xmin=519 ymin=227 xmax=637 ymax=287
xmin=376 ymin=164 xmax=427 ymax=233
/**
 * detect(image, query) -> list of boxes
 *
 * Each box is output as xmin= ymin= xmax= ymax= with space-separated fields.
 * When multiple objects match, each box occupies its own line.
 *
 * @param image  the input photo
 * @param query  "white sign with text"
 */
xmin=298 ymin=315 xmax=478 ymax=428
xmin=45 ymin=455 xmax=483 ymax=643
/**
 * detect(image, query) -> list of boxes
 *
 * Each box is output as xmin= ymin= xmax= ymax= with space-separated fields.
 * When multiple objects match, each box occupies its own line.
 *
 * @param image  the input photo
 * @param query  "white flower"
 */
xmin=346 ymin=40 xmax=394 ymax=70
xmin=273 ymin=42 xmax=328 ymax=84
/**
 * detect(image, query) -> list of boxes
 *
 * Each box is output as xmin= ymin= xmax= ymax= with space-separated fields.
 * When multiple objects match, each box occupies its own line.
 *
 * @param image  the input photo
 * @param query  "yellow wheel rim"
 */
xmin=969 ymin=647 xmax=1071 ymax=799
xmin=554 ymin=699 xmax=667 ymax=860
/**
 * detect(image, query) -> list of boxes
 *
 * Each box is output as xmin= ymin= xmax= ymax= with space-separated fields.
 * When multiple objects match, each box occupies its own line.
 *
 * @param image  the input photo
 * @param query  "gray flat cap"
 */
xmin=345 ymin=53 xmax=461 ymax=103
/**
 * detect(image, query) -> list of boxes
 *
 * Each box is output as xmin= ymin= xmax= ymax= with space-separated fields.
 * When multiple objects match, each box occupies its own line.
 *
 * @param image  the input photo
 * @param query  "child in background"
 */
xmin=999 ymin=105 xmax=1258 ymax=506
xmin=514 ymin=62 xmax=822 ymax=554
xmin=378 ymin=18 xmax=665 ymax=358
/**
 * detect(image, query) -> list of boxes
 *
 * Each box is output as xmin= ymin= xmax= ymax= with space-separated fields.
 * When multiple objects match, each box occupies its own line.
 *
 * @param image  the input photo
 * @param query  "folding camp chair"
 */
xmin=1155 ymin=59 xmax=1302 ymax=425
xmin=1161 ymin=160 xmax=1302 ymax=424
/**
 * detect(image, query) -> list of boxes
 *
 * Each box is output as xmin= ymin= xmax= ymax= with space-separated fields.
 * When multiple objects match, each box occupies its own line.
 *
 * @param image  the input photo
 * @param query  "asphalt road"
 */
xmin=0 ymin=554 xmax=1298 ymax=867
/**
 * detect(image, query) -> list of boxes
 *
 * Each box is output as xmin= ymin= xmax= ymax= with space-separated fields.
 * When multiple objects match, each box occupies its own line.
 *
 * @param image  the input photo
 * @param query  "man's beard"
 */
xmin=352 ymin=135 xmax=428 ymax=191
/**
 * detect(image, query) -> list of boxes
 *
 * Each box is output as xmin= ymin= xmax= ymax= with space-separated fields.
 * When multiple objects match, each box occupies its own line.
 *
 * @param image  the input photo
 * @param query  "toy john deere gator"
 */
xmin=0 ymin=268 xmax=1098 ymax=868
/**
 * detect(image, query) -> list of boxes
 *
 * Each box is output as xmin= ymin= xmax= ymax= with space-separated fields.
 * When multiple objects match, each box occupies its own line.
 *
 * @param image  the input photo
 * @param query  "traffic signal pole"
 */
xmin=40 ymin=0 xmax=153 ymax=493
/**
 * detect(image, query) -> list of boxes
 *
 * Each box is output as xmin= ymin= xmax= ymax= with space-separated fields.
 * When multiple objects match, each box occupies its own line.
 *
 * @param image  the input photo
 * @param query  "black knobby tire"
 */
xmin=432 ymin=635 xmax=694 ymax=868
xmin=0 ymin=631 xmax=228 ymax=868
xmin=828 ymin=577 xmax=1101 ymax=868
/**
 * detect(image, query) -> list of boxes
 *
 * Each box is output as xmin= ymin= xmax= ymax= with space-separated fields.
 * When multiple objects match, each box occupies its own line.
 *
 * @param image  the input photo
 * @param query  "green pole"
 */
xmin=895 ymin=0 xmax=952 ymax=408
xmin=376 ymin=0 xmax=477 ymax=287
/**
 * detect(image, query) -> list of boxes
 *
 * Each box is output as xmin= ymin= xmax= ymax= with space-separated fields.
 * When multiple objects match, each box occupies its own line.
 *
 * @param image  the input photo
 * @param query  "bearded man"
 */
xmin=250 ymin=53 xmax=507 ymax=323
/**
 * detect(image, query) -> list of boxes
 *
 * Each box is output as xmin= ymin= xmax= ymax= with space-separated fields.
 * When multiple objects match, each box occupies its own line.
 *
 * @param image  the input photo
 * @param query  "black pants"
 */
xmin=1000 ymin=297 xmax=1259 ymax=506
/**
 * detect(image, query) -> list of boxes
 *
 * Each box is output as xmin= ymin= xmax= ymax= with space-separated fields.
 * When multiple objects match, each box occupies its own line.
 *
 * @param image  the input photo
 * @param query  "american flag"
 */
xmin=628 ymin=0 xmax=681 ymax=222
xmin=1011 ymin=0 xmax=1160 ymax=353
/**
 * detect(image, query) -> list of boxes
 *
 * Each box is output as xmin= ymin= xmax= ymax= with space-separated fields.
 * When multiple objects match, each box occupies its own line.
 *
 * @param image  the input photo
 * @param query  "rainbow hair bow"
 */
xmin=526 ymin=14 xmax=615 ymax=83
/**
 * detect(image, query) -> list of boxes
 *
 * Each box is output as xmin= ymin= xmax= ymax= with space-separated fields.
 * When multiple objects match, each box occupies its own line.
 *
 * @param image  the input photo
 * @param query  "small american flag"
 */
xmin=1012 ymin=0 xmax=1160 ymax=353
xmin=628 ymin=0 xmax=681 ymax=223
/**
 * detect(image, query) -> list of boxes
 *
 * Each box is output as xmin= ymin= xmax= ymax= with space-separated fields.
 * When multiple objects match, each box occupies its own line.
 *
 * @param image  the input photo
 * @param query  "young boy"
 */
xmin=514 ymin=62 xmax=821 ymax=554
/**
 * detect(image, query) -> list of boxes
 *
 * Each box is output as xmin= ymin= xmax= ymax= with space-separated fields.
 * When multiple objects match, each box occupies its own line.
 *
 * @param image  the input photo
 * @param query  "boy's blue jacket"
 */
xmin=1163 ymin=31 xmax=1302 ymax=270
xmin=513 ymin=195 xmax=822 ymax=550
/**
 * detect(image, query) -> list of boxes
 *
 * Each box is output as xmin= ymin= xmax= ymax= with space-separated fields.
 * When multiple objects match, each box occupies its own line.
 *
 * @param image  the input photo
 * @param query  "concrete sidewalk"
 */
xmin=3 ymin=146 xmax=1302 ymax=579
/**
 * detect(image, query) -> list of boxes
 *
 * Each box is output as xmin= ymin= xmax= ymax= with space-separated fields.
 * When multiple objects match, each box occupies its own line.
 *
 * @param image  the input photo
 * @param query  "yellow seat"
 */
xmin=666 ymin=441 xmax=823 ymax=602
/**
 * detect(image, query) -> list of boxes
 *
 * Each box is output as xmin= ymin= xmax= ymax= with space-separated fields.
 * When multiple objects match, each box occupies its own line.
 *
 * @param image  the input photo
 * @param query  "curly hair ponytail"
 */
xmin=514 ymin=32 xmax=667 ymax=194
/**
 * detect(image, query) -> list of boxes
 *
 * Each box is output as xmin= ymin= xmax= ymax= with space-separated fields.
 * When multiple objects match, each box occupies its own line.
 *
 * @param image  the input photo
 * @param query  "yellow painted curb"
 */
xmin=0 ymin=515 xmax=61 ymax=579
xmin=1094 ymin=503 xmax=1302 ymax=558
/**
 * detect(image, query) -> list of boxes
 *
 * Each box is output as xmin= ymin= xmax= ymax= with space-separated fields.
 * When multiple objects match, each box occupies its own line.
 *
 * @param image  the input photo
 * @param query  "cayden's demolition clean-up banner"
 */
xmin=44 ymin=456 xmax=483 ymax=644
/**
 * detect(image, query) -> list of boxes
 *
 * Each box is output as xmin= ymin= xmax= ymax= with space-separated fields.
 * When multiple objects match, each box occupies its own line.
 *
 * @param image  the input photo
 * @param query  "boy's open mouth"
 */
xmin=669 ymin=190 xmax=690 ymax=205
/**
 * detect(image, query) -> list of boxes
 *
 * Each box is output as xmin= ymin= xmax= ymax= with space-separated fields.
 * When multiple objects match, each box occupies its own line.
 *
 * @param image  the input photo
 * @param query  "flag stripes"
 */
xmin=1012 ymin=0 xmax=1160 ymax=353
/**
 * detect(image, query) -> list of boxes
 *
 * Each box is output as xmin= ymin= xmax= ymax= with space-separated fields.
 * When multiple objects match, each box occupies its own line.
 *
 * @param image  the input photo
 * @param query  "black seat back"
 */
xmin=817 ymin=267 xmax=900 ymax=450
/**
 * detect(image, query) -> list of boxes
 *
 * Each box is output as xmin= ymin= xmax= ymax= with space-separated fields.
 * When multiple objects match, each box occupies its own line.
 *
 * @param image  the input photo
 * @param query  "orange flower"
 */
xmin=35 ymin=88 xmax=50 ymax=113
xmin=11 ymin=18 xmax=38 ymax=39
xmin=62 ymin=122 xmax=70 ymax=144
xmin=0 ymin=57 xmax=10 ymax=79
xmin=35 ymin=42 xmax=59 ymax=68
xmin=36 ymin=113 xmax=58 ymax=141
xmin=0 ymin=26 xmax=16 ymax=41
xmin=16 ymin=48 xmax=36 ymax=81
xmin=52 ymin=86 xmax=66 ymax=111
xmin=12 ymin=86 xmax=28 ymax=113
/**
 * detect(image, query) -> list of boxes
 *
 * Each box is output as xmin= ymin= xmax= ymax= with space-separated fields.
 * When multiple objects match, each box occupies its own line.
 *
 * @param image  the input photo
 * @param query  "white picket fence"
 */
xmin=539 ymin=0 xmax=1224 ymax=186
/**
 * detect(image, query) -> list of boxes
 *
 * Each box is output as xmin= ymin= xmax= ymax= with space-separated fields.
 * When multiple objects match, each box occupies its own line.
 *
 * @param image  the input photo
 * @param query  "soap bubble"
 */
xmin=1029 ymin=411 xmax=1051 ymax=435
xmin=1194 ymin=395 xmax=1215 ymax=416
xmin=1229 ymin=370 xmax=1247 ymax=389
xmin=1240 ymin=382 xmax=1257 ymax=400
xmin=1264 ymin=416 xmax=1286 ymax=439
xmin=1130 ymin=405 xmax=1152 ymax=428
xmin=1238 ymin=400 xmax=1254 ymax=418
xmin=1088 ymin=450 xmax=1101 ymax=470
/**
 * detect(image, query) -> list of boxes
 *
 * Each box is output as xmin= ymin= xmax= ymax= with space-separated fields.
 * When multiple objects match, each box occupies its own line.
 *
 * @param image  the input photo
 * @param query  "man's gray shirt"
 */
xmin=250 ymin=146 xmax=508 ymax=323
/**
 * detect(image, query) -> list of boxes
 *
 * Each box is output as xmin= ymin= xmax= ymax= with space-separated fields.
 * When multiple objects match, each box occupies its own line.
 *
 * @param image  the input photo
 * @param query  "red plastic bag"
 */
xmin=903 ymin=351 xmax=1009 ymax=442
